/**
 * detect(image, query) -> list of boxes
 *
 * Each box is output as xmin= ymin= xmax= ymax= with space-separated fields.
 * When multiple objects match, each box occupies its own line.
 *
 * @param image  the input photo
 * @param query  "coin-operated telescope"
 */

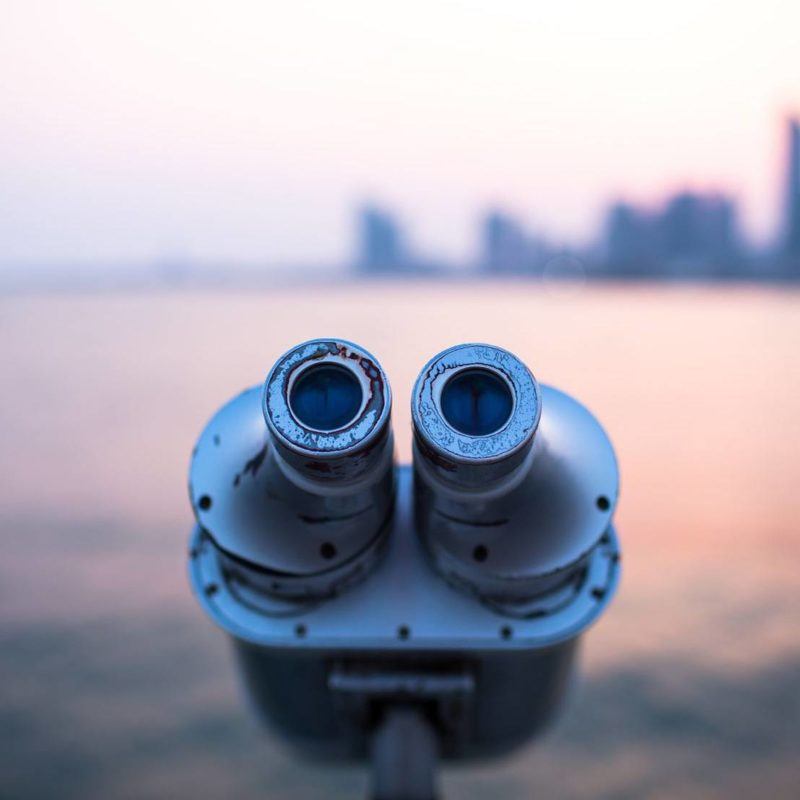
xmin=188 ymin=339 xmax=620 ymax=800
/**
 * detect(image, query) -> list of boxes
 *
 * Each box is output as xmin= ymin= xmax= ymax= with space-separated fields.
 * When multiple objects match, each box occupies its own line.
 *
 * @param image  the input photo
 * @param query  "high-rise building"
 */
xmin=482 ymin=211 xmax=525 ymax=272
xmin=604 ymin=191 xmax=740 ymax=278
xmin=604 ymin=202 xmax=657 ymax=276
xmin=481 ymin=210 xmax=547 ymax=274
xmin=785 ymin=117 xmax=800 ymax=264
xmin=658 ymin=192 xmax=738 ymax=276
xmin=356 ymin=205 xmax=405 ymax=274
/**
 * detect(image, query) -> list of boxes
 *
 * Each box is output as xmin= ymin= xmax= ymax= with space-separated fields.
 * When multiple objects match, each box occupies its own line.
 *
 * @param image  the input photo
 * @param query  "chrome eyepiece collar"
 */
xmin=411 ymin=343 xmax=540 ymax=487
xmin=264 ymin=339 xmax=392 ymax=484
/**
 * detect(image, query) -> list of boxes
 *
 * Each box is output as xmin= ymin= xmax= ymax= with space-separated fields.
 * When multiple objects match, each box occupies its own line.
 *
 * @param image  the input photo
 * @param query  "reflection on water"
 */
xmin=1 ymin=284 xmax=798 ymax=798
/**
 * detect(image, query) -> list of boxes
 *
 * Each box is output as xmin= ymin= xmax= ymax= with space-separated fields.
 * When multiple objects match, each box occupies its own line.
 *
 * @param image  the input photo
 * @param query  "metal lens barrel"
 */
xmin=412 ymin=343 xmax=619 ymax=605
xmin=189 ymin=338 xmax=394 ymax=601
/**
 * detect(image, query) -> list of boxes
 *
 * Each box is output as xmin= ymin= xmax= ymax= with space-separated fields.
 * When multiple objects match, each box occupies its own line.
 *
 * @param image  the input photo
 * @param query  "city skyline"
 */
xmin=4 ymin=112 xmax=797 ymax=287
xmin=356 ymin=117 xmax=800 ymax=280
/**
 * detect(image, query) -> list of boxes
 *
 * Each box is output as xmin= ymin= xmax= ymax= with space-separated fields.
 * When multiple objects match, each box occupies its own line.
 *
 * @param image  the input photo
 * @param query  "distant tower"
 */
xmin=481 ymin=210 xmax=531 ymax=273
xmin=605 ymin=202 xmax=655 ymax=276
xmin=785 ymin=117 xmax=800 ymax=263
xmin=356 ymin=205 xmax=405 ymax=274
xmin=660 ymin=193 xmax=703 ymax=264
xmin=657 ymin=191 xmax=740 ymax=277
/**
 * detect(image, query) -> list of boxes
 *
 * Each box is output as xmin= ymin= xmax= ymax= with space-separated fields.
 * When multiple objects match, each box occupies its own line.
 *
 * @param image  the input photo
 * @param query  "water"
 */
xmin=1 ymin=282 xmax=798 ymax=798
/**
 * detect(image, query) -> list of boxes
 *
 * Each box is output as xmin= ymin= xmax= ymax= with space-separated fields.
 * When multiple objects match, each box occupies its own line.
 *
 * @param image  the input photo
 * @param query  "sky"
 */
xmin=1 ymin=0 xmax=799 ymax=271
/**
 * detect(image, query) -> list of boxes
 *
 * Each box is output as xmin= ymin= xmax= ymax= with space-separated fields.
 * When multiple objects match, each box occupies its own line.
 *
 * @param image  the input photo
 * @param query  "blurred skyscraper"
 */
xmin=356 ymin=205 xmax=406 ymax=274
xmin=480 ymin=210 xmax=549 ymax=274
xmin=347 ymin=114 xmax=796 ymax=282
xmin=482 ymin=211 xmax=526 ymax=272
xmin=659 ymin=192 xmax=738 ymax=277
xmin=605 ymin=203 xmax=657 ymax=276
xmin=785 ymin=117 xmax=800 ymax=267
xmin=604 ymin=191 xmax=740 ymax=278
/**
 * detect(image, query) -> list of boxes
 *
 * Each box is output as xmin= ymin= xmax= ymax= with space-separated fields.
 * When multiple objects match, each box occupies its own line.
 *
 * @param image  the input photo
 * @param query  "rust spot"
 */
xmin=359 ymin=356 xmax=379 ymax=379
xmin=242 ymin=445 xmax=267 ymax=478
xmin=415 ymin=433 xmax=457 ymax=472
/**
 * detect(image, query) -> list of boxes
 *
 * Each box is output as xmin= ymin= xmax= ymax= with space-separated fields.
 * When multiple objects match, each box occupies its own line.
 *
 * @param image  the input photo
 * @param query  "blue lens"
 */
xmin=290 ymin=364 xmax=363 ymax=431
xmin=440 ymin=369 xmax=513 ymax=437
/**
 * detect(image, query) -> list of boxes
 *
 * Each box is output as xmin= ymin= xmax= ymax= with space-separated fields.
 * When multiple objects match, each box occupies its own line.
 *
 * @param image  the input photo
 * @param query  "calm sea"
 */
xmin=1 ymin=282 xmax=798 ymax=798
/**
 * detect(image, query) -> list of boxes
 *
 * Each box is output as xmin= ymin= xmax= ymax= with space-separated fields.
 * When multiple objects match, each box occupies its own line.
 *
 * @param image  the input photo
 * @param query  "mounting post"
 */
xmin=370 ymin=707 xmax=439 ymax=800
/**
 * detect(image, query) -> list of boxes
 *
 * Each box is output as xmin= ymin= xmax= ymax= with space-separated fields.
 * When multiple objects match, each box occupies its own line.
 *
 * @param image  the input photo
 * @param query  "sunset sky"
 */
xmin=1 ymin=0 xmax=798 ymax=270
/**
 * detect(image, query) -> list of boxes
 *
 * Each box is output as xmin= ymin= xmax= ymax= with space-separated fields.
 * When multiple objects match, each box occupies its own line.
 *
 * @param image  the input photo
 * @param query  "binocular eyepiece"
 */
xmin=189 ymin=339 xmax=394 ymax=601
xmin=412 ymin=343 xmax=618 ymax=607
xmin=411 ymin=343 xmax=541 ymax=490
xmin=263 ymin=339 xmax=393 ymax=486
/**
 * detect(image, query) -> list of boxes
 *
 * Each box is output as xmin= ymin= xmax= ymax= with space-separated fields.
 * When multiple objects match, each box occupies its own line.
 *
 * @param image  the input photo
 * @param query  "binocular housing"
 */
xmin=188 ymin=338 xmax=620 ymax=769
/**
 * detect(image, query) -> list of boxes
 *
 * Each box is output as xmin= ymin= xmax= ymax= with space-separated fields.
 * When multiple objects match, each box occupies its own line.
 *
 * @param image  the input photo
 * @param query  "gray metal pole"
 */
xmin=370 ymin=708 xmax=440 ymax=800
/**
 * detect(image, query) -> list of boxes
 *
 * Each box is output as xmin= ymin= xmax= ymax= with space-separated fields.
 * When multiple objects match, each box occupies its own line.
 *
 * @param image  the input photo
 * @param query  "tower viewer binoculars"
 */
xmin=188 ymin=339 xmax=620 ymax=799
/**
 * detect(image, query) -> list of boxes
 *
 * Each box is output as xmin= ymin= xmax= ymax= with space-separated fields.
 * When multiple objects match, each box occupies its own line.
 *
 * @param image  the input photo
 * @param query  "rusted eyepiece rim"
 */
xmin=412 ymin=343 xmax=540 ymax=463
xmin=263 ymin=339 xmax=391 ymax=456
